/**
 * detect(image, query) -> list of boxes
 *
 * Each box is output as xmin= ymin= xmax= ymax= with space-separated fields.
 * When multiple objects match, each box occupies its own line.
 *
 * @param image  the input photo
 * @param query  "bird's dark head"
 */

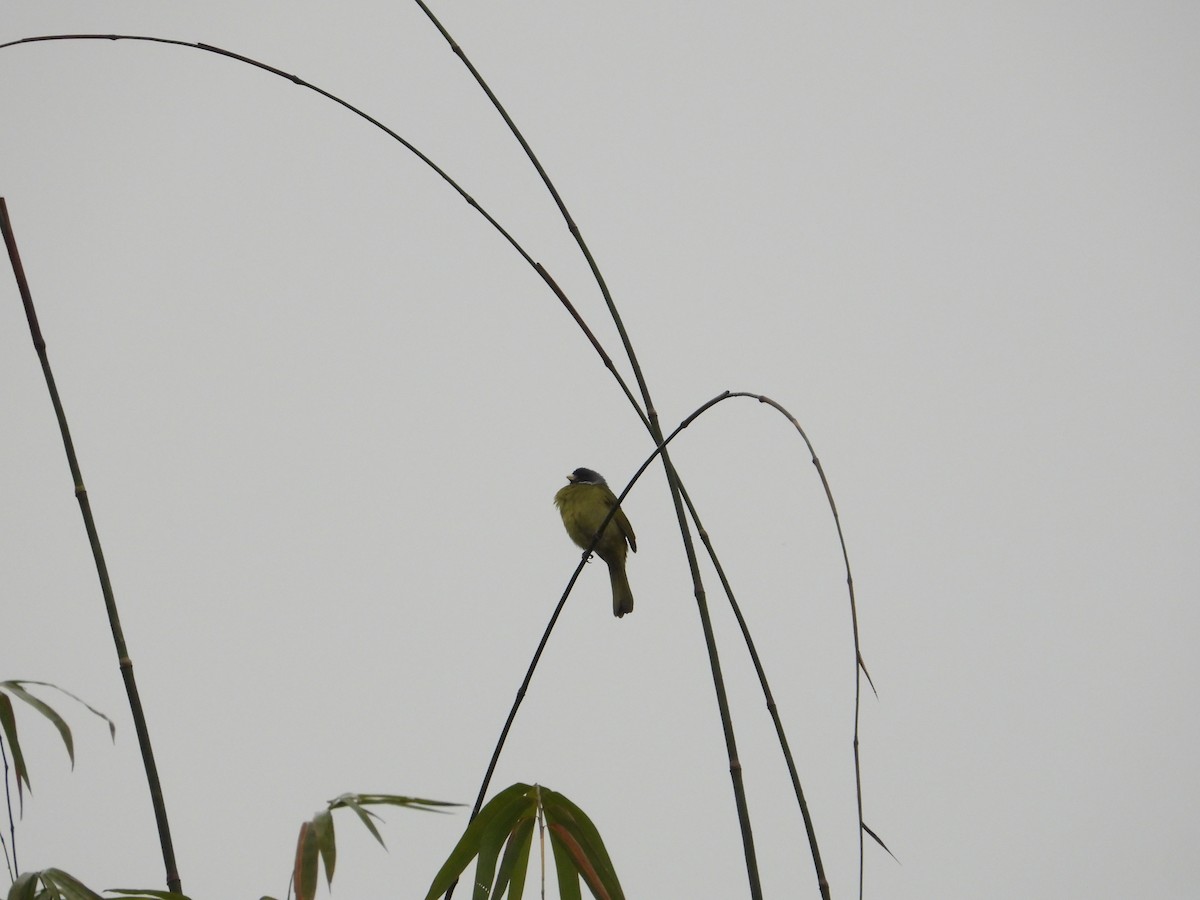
xmin=567 ymin=467 xmax=606 ymax=485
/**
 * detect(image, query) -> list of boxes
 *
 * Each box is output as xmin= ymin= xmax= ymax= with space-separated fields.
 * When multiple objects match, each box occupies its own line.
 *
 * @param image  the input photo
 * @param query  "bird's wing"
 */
xmin=613 ymin=505 xmax=637 ymax=553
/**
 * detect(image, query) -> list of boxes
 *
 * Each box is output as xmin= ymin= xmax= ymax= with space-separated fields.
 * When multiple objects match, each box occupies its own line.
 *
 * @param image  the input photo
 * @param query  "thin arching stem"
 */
xmin=675 ymin=480 xmax=832 ymax=900
xmin=406 ymin=8 xmax=765 ymax=896
xmin=737 ymin=392 xmax=873 ymax=897
xmin=1 ymin=737 xmax=16 ymax=880
xmin=0 ymin=33 xmax=657 ymax=437
xmin=1 ymin=198 xmax=182 ymax=894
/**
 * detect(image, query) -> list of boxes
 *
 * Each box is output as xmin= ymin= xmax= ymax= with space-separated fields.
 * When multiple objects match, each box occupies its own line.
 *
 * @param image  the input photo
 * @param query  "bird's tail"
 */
xmin=608 ymin=561 xmax=634 ymax=618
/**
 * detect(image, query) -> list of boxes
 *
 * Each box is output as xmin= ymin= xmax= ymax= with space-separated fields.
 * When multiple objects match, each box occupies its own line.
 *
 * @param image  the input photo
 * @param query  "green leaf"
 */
xmin=7 ymin=870 xmax=39 ymax=900
xmin=292 ymin=820 xmax=319 ymax=900
xmin=328 ymin=794 xmax=387 ymax=848
xmin=0 ymin=692 xmax=31 ymax=808
xmin=329 ymin=792 xmax=462 ymax=814
xmin=493 ymin=813 xmax=535 ymax=899
xmin=471 ymin=791 xmax=533 ymax=900
xmin=4 ymin=680 xmax=116 ymax=741
xmin=541 ymin=790 xmax=622 ymax=900
xmin=423 ymin=783 xmax=533 ymax=900
xmin=422 ymin=784 xmax=623 ymax=900
xmin=316 ymin=792 xmax=463 ymax=855
xmin=548 ymin=823 xmax=605 ymax=900
xmin=548 ymin=825 xmax=582 ymax=900
xmin=0 ymin=680 xmax=116 ymax=814
xmin=312 ymin=808 xmax=336 ymax=887
xmin=0 ymin=682 xmax=75 ymax=767
xmin=37 ymin=868 xmax=104 ymax=900
xmin=282 ymin=789 xmax=451 ymax=900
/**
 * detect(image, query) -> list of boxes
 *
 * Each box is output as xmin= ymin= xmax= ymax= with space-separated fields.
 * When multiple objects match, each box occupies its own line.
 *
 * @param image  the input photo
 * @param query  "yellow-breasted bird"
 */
xmin=554 ymin=467 xmax=637 ymax=617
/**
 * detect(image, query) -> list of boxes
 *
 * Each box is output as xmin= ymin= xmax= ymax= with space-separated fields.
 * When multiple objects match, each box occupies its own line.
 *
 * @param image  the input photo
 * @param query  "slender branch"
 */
xmin=0 ymin=198 xmax=182 ymax=894
xmin=731 ymin=392 xmax=871 ymax=898
xmin=407 ymin=8 xmax=765 ymax=896
xmin=0 ymin=35 xmax=651 ymax=434
xmin=1 ymin=737 xmax=15 ymax=880
xmin=534 ymin=264 xmax=649 ymax=432
xmin=0 ymin=36 xmax=648 ymax=436
xmin=0 ymin=32 xmax=549 ymax=278
xmin=658 ymin=391 xmax=870 ymax=900
xmin=676 ymin=480 xmax=832 ymax=900
xmin=467 ymin=560 xmax=583 ymax=821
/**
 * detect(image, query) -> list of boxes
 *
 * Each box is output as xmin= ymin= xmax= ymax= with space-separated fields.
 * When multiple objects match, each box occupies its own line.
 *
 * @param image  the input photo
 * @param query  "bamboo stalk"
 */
xmin=407 ymin=7 xmax=764 ymax=895
xmin=1 ymin=198 xmax=182 ymax=895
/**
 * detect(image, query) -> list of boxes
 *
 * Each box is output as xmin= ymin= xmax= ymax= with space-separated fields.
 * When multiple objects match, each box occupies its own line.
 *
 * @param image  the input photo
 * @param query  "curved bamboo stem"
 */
xmin=406 ymin=8 xmax=763 ymax=895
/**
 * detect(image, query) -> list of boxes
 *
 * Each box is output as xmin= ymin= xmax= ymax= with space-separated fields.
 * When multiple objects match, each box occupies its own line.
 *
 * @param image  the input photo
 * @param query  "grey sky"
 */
xmin=2 ymin=3 xmax=1197 ymax=898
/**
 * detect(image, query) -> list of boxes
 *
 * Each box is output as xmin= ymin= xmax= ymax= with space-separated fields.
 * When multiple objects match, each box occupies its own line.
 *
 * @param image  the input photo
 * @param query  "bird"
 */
xmin=554 ymin=467 xmax=637 ymax=617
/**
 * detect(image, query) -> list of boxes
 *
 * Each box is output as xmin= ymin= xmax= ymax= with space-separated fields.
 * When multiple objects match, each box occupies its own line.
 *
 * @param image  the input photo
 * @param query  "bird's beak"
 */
xmin=566 ymin=473 xmax=577 ymax=482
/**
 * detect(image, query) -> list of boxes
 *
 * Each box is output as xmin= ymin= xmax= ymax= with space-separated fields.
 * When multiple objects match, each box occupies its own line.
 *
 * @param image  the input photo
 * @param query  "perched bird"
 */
xmin=554 ymin=467 xmax=637 ymax=617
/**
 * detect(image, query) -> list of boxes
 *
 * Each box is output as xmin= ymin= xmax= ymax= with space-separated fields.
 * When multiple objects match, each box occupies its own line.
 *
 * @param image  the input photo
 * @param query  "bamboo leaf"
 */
xmin=330 ymin=794 xmax=387 ymax=848
xmin=547 ymin=826 xmax=583 ymax=900
xmin=493 ymin=814 xmax=534 ymax=899
xmin=5 ymin=680 xmax=116 ymax=740
xmin=0 ymin=692 xmax=31 ymax=807
xmin=0 ymin=682 xmax=75 ymax=767
xmin=330 ymin=792 xmax=461 ymax=814
xmin=423 ymin=783 xmax=533 ymax=900
xmin=470 ymin=828 xmax=502 ymax=900
xmin=7 ymin=871 xmax=39 ymax=900
xmin=38 ymin=867 xmax=104 ymax=900
xmin=0 ymin=680 xmax=116 ymax=814
xmin=312 ymin=808 xmax=336 ymax=886
xmin=549 ymin=822 xmax=611 ymax=900
xmin=541 ymin=789 xmax=622 ymax=899
xmin=292 ymin=820 xmax=319 ymax=900
xmin=862 ymin=821 xmax=899 ymax=862
xmin=472 ymin=790 xmax=534 ymax=900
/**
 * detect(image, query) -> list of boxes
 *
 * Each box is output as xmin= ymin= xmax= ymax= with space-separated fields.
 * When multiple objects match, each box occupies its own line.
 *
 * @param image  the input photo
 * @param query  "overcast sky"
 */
xmin=2 ymin=3 xmax=1197 ymax=899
